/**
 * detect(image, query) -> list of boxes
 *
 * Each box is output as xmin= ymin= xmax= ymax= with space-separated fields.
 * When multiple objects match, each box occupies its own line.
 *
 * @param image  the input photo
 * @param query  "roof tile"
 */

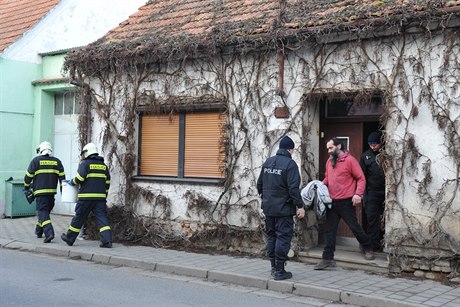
xmin=99 ymin=0 xmax=460 ymax=46
xmin=0 ymin=0 xmax=60 ymax=53
xmin=101 ymin=0 xmax=279 ymax=41
xmin=67 ymin=0 xmax=460 ymax=66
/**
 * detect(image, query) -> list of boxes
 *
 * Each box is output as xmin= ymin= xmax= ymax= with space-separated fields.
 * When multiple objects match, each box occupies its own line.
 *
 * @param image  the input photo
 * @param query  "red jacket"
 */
xmin=323 ymin=152 xmax=366 ymax=201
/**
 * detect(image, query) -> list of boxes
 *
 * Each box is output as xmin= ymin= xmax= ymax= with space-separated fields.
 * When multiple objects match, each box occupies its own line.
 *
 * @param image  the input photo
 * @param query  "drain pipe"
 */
xmin=278 ymin=49 xmax=285 ymax=96
xmin=274 ymin=49 xmax=289 ymax=118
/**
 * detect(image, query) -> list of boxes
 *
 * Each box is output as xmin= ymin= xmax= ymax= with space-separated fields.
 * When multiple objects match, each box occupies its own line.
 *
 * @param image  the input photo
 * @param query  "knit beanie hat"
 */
xmin=367 ymin=131 xmax=381 ymax=144
xmin=279 ymin=136 xmax=295 ymax=149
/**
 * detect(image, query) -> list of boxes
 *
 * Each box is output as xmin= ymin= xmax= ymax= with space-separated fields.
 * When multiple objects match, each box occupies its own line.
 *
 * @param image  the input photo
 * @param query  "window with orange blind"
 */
xmin=140 ymin=111 xmax=226 ymax=179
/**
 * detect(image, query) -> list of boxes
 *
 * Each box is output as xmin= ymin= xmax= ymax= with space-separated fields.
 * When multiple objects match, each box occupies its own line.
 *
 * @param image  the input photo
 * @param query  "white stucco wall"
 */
xmin=87 ymin=54 xmax=305 ymax=227
xmin=82 ymin=26 xmax=460 ymax=256
xmin=2 ymin=0 xmax=146 ymax=63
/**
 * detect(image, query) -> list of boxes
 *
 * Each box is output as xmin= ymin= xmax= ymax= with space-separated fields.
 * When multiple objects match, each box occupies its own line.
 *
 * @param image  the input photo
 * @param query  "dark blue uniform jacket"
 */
xmin=72 ymin=154 xmax=110 ymax=200
xmin=24 ymin=155 xmax=65 ymax=196
xmin=256 ymin=149 xmax=303 ymax=217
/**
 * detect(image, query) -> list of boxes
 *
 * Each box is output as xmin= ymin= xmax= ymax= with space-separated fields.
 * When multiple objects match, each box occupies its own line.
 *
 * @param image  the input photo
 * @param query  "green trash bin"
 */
xmin=4 ymin=179 xmax=36 ymax=218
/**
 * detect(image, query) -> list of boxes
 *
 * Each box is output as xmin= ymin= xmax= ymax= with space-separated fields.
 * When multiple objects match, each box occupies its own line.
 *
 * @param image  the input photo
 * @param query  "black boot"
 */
xmin=43 ymin=234 xmax=54 ymax=243
xmin=274 ymin=260 xmax=292 ymax=281
xmin=44 ymin=228 xmax=55 ymax=243
xmin=35 ymin=223 xmax=43 ymax=238
xmin=99 ymin=242 xmax=112 ymax=248
xmin=270 ymin=258 xmax=275 ymax=277
xmin=61 ymin=233 xmax=74 ymax=246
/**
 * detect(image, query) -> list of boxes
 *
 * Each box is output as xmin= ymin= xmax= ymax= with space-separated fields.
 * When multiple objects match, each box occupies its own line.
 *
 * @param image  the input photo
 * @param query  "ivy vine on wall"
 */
xmin=65 ymin=8 xmax=460 ymax=277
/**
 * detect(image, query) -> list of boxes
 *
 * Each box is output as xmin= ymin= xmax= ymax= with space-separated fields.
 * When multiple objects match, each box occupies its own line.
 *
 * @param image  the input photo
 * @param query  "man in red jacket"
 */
xmin=314 ymin=137 xmax=374 ymax=270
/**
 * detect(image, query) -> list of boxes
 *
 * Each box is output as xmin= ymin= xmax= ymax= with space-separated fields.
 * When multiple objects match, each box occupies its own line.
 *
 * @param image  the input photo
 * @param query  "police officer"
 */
xmin=360 ymin=131 xmax=385 ymax=252
xmin=24 ymin=141 xmax=65 ymax=243
xmin=61 ymin=143 xmax=112 ymax=248
xmin=256 ymin=135 xmax=305 ymax=280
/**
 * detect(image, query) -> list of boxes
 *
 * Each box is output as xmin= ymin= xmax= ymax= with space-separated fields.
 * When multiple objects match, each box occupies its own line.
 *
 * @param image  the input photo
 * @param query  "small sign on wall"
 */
xmin=274 ymin=106 xmax=289 ymax=118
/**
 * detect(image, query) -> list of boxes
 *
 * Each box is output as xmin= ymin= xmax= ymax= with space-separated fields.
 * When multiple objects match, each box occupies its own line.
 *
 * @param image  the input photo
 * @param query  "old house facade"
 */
xmin=0 ymin=0 xmax=146 ymax=215
xmin=65 ymin=1 xmax=460 ymax=280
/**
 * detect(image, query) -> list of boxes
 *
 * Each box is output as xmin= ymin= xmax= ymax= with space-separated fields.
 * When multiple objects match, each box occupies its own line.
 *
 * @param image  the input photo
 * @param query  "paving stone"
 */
xmin=2 ymin=214 xmax=460 ymax=307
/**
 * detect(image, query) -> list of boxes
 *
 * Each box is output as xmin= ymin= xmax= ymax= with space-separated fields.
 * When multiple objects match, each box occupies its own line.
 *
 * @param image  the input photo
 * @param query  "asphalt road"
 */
xmin=0 ymin=249 xmax=348 ymax=307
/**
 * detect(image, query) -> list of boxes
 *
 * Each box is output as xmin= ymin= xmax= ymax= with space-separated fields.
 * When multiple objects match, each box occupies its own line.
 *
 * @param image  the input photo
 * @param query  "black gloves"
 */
xmin=23 ymin=188 xmax=35 ymax=204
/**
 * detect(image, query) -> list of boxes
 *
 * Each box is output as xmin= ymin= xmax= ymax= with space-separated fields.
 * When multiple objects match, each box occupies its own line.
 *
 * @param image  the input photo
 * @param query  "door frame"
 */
xmin=318 ymin=93 xmax=383 ymax=246
xmin=53 ymin=91 xmax=80 ymax=216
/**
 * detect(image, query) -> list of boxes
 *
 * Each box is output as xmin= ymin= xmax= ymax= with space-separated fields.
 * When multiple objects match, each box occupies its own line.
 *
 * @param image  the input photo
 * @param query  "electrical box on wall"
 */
xmin=4 ymin=180 xmax=36 ymax=218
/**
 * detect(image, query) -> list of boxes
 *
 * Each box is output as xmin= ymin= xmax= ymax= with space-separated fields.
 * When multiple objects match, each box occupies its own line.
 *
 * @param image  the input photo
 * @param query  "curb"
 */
xmin=0 ymin=240 xmax=420 ymax=307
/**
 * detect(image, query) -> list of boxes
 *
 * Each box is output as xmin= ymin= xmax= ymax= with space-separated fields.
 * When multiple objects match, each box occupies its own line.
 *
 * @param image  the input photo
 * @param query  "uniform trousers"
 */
xmin=65 ymin=200 xmax=112 ymax=244
xmin=35 ymin=195 xmax=55 ymax=238
xmin=265 ymin=216 xmax=294 ymax=263
xmin=364 ymin=191 xmax=385 ymax=251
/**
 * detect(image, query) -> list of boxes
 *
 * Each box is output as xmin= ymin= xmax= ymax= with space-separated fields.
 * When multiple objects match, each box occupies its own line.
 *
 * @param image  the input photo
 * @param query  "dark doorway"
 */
xmin=318 ymin=93 xmax=383 ymax=246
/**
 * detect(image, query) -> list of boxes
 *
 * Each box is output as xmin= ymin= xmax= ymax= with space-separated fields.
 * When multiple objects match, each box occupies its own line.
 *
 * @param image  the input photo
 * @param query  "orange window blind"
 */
xmin=140 ymin=114 xmax=179 ymax=176
xmin=184 ymin=112 xmax=226 ymax=178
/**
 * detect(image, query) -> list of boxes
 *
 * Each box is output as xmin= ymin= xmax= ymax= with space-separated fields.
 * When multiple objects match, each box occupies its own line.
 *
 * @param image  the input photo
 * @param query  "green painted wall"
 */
xmin=42 ymin=54 xmax=67 ymax=78
xmin=36 ymin=54 xmax=72 ymax=147
xmin=0 ymin=53 xmax=69 ymax=215
xmin=0 ymin=58 xmax=41 ymax=213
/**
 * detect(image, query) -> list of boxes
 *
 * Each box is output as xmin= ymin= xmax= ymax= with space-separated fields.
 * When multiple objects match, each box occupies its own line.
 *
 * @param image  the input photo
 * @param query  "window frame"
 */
xmin=54 ymin=91 xmax=79 ymax=115
xmin=324 ymin=94 xmax=383 ymax=119
xmin=135 ymin=104 xmax=227 ymax=185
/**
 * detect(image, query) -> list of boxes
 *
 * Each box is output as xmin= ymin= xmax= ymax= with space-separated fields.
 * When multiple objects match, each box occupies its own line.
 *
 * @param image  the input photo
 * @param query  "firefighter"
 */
xmin=24 ymin=141 xmax=65 ymax=243
xmin=61 ymin=143 xmax=112 ymax=248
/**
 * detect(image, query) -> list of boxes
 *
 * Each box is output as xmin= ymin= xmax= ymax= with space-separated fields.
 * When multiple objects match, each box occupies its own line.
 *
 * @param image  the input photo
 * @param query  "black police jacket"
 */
xmin=256 ymin=149 xmax=303 ymax=217
xmin=360 ymin=149 xmax=385 ymax=192
xmin=72 ymin=154 xmax=110 ymax=200
xmin=24 ymin=155 xmax=65 ymax=196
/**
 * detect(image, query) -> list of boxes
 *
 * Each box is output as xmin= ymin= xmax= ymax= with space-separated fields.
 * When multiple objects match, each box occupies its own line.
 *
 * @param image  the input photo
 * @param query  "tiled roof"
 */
xmin=285 ymin=0 xmax=460 ymax=29
xmin=104 ymin=0 xmax=280 ymax=41
xmin=99 ymin=0 xmax=460 ymax=44
xmin=0 ymin=0 xmax=60 ymax=53
xmin=67 ymin=0 xmax=460 ymax=68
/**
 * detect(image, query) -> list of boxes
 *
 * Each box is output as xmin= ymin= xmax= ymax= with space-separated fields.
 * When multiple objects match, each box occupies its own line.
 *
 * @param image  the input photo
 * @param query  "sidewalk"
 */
xmin=1 ymin=214 xmax=459 ymax=307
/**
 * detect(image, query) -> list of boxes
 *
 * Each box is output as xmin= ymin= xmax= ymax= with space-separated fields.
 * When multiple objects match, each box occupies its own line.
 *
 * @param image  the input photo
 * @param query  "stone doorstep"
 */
xmin=298 ymin=246 xmax=389 ymax=274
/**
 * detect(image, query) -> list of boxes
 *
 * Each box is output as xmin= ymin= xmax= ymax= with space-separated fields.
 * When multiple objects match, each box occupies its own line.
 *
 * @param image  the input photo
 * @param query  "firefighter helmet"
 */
xmin=36 ymin=141 xmax=53 ymax=155
xmin=81 ymin=143 xmax=98 ymax=158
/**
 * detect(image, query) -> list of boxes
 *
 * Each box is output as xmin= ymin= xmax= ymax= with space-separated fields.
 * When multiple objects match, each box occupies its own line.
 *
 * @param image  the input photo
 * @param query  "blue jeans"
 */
xmin=265 ymin=216 xmax=294 ymax=262
xmin=322 ymin=199 xmax=372 ymax=260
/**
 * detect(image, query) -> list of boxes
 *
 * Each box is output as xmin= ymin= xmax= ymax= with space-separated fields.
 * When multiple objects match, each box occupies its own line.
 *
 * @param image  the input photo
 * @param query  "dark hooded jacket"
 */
xmin=256 ymin=149 xmax=303 ymax=216
xmin=360 ymin=149 xmax=385 ymax=193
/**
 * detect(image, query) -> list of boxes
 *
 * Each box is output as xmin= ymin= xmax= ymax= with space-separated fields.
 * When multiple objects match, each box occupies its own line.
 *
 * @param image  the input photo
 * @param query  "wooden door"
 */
xmin=319 ymin=122 xmax=364 ymax=238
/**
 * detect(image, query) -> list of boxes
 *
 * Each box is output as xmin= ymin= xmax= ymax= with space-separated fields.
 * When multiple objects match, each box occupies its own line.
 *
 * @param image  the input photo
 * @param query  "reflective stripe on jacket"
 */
xmin=72 ymin=154 xmax=110 ymax=200
xmin=24 ymin=155 xmax=65 ymax=196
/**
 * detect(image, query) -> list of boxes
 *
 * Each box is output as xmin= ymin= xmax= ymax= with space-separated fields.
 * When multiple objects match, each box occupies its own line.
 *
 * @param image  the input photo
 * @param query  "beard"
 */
xmin=330 ymin=150 xmax=339 ymax=168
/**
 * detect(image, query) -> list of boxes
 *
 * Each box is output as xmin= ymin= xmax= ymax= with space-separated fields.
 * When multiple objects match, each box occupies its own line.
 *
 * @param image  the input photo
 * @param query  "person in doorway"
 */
xmin=61 ymin=142 xmax=112 ymax=248
xmin=314 ymin=137 xmax=374 ymax=270
xmin=360 ymin=131 xmax=385 ymax=252
xmin=24 ymin=141 xmax=65 ymax=243
xmin=257 ymin=135 xmax=305 ymax=280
